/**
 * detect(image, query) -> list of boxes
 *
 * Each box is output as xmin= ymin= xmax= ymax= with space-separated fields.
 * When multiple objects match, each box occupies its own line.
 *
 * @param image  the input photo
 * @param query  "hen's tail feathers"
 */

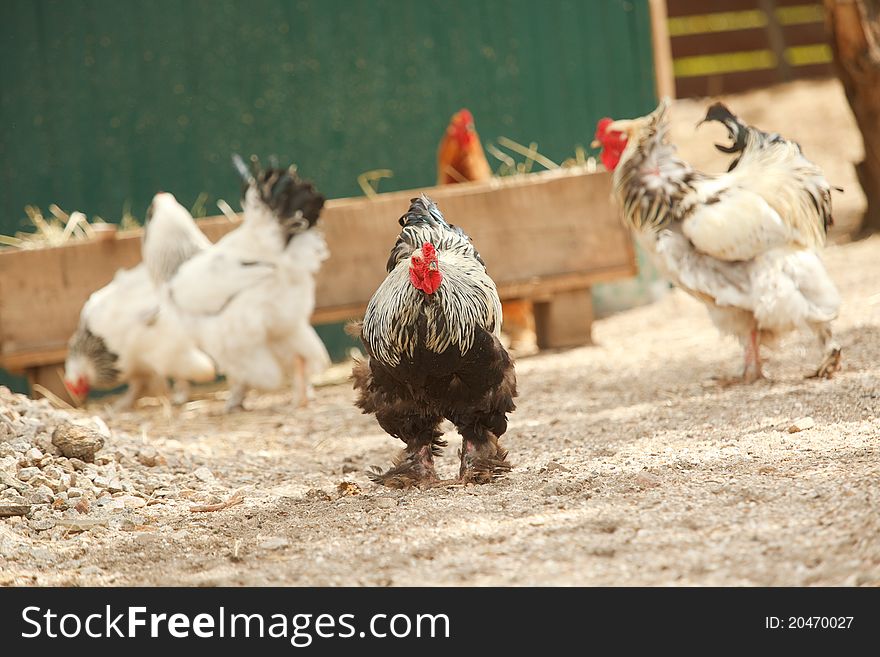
xmin=235 ymin=154 xmax=326 ymax=245
xmin=699 ymin=101 xmax=791 ymax=157
xmin=143 ymin=193 xmax=211 ymax=285
xmin=698 ymin=102 xmax=749 ymax=155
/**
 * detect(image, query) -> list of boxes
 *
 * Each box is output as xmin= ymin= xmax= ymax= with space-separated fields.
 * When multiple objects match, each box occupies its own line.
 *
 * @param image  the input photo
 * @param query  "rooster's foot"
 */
xmin=459 ymin=435 xmax=511 ymax=484
xmin=367 ymin=442 xmax=442 ymax=489
xmin=223 ymin=384 xmax=247 ymax=413
xmin=810 ymin=347 xmax=842 ymax=379
xmin=170 ymin=380 xmax=191 ymax=406
xmin=292 ymin=383 xmax=315 ymax=409
xmin=709 ymin=371 xmax=766 ymax=387
xmin=741 ymin=370 xmax=765 ymax=385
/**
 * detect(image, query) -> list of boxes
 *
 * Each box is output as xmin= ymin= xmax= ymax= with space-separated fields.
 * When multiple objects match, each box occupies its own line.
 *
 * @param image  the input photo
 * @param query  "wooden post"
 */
xmin=27 ymin=364 xmax=74 ymax=405
xmin=649 ymin=0 xmax=676 ymax=99
xmin=533 ymin=288 xmax=594 ymax=349
xmin=825 ymin=0 xmax=880 ymax=235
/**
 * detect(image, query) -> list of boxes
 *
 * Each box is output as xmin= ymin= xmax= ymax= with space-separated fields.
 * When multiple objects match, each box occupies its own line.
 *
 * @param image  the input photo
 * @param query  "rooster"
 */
xmin=64 ymin=263 xmax=216 ymax=409
xmin=352 ymin=195 xmax=516 ymax=488
xmin=437 ymin=108 xmax=536 ymax=352
xmin=593 ymin=100 xmax=841 ymax=381
xmin=148 ymin=156 xmax=330 ymax=412
xmin=436 ymin=108 xmax=493 ymax=185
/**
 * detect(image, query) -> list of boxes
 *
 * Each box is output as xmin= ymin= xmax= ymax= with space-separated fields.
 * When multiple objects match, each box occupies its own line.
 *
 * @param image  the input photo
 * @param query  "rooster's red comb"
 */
xmin=453 ymin=109 xmax=474 ymax=125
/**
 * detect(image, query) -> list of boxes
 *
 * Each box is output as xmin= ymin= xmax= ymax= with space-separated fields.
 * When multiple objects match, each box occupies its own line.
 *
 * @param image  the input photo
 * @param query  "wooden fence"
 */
xmin=661 ymin=0 xmax=833 ymax=97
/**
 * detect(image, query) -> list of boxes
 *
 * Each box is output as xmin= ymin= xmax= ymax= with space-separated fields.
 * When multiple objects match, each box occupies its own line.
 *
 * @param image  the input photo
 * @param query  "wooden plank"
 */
xmin=0 ymin=168 xmax=634 ymax=369
xmin=2 ymin=346 xmax=69 ymax=373
xmin=667 ymin=0 xmax=759 ymax=17
xmin=533 ymin=288 xmax=595 ymax=349
xmin=789 ymin=61 xmax=835 ymax=77
xmin=675 ymin=60 xmax=832 ymax=96
xmin=675 ymin=67 xmax=784 ymax=96
xmin=781 ymin=19 xmax=829 ymax=45
xmin=667 ymin=0 xmax=814 ymax=17
xmin=671 ymin=28 xmax=770 ymax=57
xmin=650 ymin=0 xmax=677 ymax=98
xmin=0 ymin=237 xmax=142 ymax=360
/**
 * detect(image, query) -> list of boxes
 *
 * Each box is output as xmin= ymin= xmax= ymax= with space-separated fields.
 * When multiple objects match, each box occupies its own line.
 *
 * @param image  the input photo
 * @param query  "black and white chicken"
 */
xmin=593 ymin=100 xmax=841 ymax=381
xmin=352 ymin=195 xmax=516 ymax=488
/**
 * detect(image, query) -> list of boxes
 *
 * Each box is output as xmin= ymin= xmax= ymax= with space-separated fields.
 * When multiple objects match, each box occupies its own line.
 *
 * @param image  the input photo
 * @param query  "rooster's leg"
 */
xmin=291 ymin=355 xmax=309 ymax=408
xmin=368 ymin=413 xmax=445 ymax=489
xmin=452 ymin=411 xmax=512 ymax=484
xmin=112 ymin=377 xmax=145 ymax=412
xmin=810 ymin=322 xmax=841 ymax=379
xmin=224 ymin=382 xmax=247 ymax=413
xmin=458 ymin=432 xmax=511 ymax=484
xmin=170 ymin=379 xmax=191 ymax=406
xmin=742 ymin=329 xmax=764 ymax=383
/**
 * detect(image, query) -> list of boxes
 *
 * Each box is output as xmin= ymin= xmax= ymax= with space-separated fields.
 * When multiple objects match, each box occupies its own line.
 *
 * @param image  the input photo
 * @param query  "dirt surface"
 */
xmin=2 ymin=230 xmax=878 ymax=587
xmin=1 ymin=78 xmax=876 ymax=587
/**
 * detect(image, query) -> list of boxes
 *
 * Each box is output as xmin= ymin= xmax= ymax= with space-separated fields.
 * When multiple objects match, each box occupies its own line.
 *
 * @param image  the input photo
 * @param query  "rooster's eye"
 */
xmin=412 ymin=256 xmax=422 ymax=264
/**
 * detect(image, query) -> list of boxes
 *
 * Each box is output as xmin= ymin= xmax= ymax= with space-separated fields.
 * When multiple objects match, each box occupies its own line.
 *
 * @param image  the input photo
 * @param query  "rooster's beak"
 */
xmin=606 ymin=119 xmax=634 ymax=134
xmin=590 ymin=139 xmax=601 ymax=149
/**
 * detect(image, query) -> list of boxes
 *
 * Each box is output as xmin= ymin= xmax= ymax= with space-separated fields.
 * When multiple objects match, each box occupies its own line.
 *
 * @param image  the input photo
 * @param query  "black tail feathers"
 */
xmin=233 ymin=154 xmax=326 ymax=243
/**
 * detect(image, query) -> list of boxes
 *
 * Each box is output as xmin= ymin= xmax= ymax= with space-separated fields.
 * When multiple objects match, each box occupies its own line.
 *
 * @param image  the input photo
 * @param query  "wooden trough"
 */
xmin=0 ymin=167 xmax=635 ymax=401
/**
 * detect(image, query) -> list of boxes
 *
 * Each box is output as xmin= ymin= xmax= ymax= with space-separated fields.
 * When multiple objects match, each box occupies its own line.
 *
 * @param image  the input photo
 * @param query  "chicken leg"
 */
xmin=111 ymin=377 xmax=149 ymax=412
xmin=452 ymin=409 xmax=512 ymax=484
xmin=810 ymin=322 xmax=842 ymax=379
xmin=291 ymin=355 xmax=309 ymax=408
xmin=459 ymin=431 xmax=511 ymax=484
xmin=170 ymin=379 xmax=191 ymax=405
xmin=368 ymin=412 xmax=445 ymax=489
xmin=224 ymin=381 xmax=247 ymax=413
xmin=742 ymin=328 xmax=764 ymax=383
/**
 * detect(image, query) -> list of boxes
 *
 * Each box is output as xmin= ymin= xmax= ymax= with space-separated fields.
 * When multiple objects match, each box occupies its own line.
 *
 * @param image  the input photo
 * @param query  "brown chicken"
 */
xmin=437 ymin=108 xmax=536 ymax=352
xmin=436 ymin=108 xmax=492 ymax=184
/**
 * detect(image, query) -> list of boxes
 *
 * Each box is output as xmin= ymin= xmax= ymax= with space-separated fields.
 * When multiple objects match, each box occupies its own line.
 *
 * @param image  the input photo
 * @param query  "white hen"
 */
xmin=142 ymin=192 xmax=212 ymax=286
xmin=594 ymin=100 xmax=841 ymax=381
xmin=150 ymin=157 xmax=331 ymax=412
xmin=64 ymin=264 xmax=216 ymax=409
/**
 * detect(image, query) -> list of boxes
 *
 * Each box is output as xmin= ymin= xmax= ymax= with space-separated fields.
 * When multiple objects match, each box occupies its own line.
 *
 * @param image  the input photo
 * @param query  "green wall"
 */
xmin=0 ymin=0 xmax=657 ymax=391
xmin=1 ymin=0 xmax=656 ymax=228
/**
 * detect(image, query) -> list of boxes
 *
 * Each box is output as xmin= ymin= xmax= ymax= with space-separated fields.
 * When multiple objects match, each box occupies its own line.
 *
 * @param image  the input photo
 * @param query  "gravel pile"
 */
xmin=0 ymin=386 xmax=230 ymax=548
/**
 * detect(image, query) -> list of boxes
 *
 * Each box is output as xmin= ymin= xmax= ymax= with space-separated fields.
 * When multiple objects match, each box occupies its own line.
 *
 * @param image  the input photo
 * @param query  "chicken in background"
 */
xmin=593 ymin=100 xmax=841 ymax=382
xmin=64 ymin=263 xmax=216 ymax=410
xmin=436 ymin=108 xmax=536 ymax=353
xmin=142 ymin=192 xmax=212 ymax=286
xmin=352 ymin=195 xmax=516 ymax=488
xmin=148 ymin=156 xmax=330 ymax=412
xmin=436 ymin=108 xmax=493 ymax=185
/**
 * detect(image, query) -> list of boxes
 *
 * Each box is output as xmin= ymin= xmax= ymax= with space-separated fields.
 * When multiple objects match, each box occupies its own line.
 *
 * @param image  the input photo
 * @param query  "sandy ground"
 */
xmin=1 ymin=77 xmax=876 ymax=587
xmin=2 ymin=232 xmax=878 ymax=587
